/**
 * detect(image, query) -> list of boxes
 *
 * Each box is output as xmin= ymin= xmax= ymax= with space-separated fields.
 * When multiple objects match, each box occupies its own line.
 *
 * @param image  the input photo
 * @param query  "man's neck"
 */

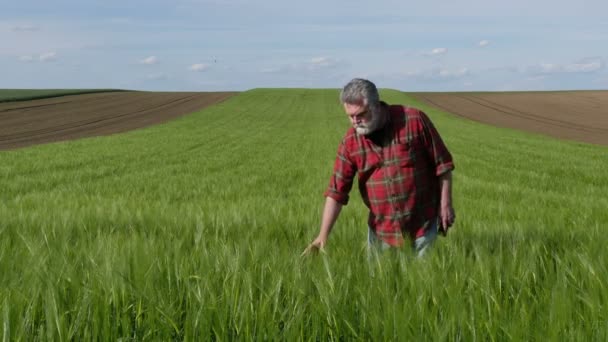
xmin=366 ymin=104 xmax=391 ymax=146
xmin=376 ymin=102 xmax=390 ymax=130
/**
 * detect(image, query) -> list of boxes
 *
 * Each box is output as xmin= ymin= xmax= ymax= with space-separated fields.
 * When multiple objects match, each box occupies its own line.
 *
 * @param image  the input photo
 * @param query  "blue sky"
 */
xmin=2 ymin=0 xmax=607 ymax=91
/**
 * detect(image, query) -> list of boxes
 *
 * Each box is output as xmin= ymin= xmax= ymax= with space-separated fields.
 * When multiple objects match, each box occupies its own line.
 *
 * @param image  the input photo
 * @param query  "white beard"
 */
xmin=355 ymin=125 xmax=373 ymax=135
xmin=355 ymin=111 xmax=384 ymax=135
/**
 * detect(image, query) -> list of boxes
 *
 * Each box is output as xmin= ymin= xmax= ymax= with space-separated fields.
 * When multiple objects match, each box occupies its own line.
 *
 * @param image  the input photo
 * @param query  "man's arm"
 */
xmin=439 ymin=171 xmax=455 ymax=235
xmin=415 ymin=110 xmax=455 ymax=234
xmin=302 ymin=197 xmax=343 ymax=255
xmin=303 ymin=133 xmax=356 ymax=255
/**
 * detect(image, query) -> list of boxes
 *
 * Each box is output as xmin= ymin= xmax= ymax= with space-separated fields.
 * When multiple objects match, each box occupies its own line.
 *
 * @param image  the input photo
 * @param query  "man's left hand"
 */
xmin=439 ymin=204 xmax=455 ymax=235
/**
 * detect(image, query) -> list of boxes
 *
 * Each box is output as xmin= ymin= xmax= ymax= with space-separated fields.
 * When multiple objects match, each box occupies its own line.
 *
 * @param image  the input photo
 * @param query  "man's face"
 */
xmin=344 ymin=102 xmax=381 ymax=135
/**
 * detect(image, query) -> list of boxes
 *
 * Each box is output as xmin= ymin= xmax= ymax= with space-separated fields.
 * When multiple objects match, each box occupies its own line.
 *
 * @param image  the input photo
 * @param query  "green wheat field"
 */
xmin=1 ymin=89 xmax=607 ymax=340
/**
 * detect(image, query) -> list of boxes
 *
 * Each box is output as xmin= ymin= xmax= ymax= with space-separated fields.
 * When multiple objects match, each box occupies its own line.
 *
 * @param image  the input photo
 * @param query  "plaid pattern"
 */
xmin=324 ymin=103 xmax=454 ymax=247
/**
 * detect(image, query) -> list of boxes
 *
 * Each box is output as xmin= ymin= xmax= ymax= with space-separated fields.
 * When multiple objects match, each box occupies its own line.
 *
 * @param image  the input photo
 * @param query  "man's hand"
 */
xmin=302 ymin=197 xmax=342 ymax=256
xmin=301 ymin=236 xmax=327 ymax=256
xmin=439 ymin=204 xmax=455 ymax=236
xmin=438 ymin=171 xmax=454 ymax=236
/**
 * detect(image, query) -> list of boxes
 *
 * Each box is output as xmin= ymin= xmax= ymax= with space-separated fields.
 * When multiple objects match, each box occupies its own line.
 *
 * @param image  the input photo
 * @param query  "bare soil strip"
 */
xmin=412 ymin=91 xmax=608 ymax=146
xmin=0 ymin=91 xmax=237 ymax=150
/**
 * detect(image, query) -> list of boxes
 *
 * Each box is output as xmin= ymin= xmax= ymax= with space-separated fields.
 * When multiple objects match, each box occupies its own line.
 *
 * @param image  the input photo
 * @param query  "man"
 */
xmin=304 ymin=78 xmax=455 ymax=256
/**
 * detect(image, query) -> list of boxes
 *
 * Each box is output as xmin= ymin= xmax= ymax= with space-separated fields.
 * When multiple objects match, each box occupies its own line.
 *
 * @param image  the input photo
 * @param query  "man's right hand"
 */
xmin=302 ymin=197 xmax=342 ymax=257
xmin=301 ymin=236 xmax=326 ymax=256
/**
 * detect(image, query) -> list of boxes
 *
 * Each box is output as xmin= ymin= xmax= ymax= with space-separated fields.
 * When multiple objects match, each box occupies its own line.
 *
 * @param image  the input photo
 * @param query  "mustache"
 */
xmin=355 ymin=110 xmax=380 ymax=127
xmin=353 ymin=107 xmax=386 ymax=135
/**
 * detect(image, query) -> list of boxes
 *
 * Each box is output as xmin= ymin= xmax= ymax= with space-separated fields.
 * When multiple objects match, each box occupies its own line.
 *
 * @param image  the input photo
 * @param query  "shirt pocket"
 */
xmin=360 ymin=151 xmax=382 ymax=173
xmin=396 ymin=139 xmax=416 ymax=167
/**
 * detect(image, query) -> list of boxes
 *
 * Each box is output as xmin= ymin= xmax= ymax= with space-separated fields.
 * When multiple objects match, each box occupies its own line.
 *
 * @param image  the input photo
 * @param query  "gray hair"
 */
xmin=340 ymin=78 xmax=380 ymax=109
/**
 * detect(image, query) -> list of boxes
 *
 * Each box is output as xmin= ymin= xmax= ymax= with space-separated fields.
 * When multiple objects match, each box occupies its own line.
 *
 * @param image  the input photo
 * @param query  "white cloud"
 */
xmin=428 ymin=48 xmax=448 ymax=56
xmin=310 ymin=57 xmax=331 ymax=65
xmin=437 ymin=67 xmax=469 ymax=78
xmin=478 ymin=40 xmax=490 ymax=47
xmin=563 ymin=60 xmax=603 ymax=72
xmin=405 ymin=67 xmax=470 ymax=81
xmin=177 ymin=0 xmax=607 ymax=18
xmin=308 ymin=56 xmax=340 ymax=70
xmin=18 ymin=52 xmax=58 ymax=63
xmin=529 ymin=58 xmax=604 ymax=74
xmin=147 ymin=73 xmax=168 ymax=80
xmin=190 ymin=63 xmax=210 ymax=72
xmin=538 ymin=63 xmax=561 ymax=73
xmin=39 ymin=51 xmax=57 ymax=62
xmin=526 ymin=75 xmax=546 ymax=81
xmin=140 ymin=56 xmax=159 ymax=65
xmin=261 ymin=56 xmax=343 ymax=73
xmin=12 ymin=25 xmax=40 ymax=32
xmin=19 ymin=55 xmax=34 ymax=62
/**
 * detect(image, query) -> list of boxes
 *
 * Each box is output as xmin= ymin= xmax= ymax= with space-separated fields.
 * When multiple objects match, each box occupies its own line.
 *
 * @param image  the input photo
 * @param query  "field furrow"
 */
xmin=0 ymin=91 xmax=237 ymax=150
xmin=413 ymin=91 xmax=608 ymax=146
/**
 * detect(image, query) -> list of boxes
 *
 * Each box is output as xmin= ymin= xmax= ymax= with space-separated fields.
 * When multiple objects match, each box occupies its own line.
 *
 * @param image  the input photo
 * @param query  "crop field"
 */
xmin=0 ymin=89 xmax=607 ymax=340
xmin=0 ymin=89 xmax=126 ymax=104
xmin=413 ymin=91 xmax=608 ymax=146
xmin=0 ymin=91 xmax=237 ymax=150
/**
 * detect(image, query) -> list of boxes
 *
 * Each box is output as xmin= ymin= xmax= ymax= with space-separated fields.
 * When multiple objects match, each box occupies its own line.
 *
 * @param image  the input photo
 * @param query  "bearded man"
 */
xmin=304 ymin=78 xmax=455 ymax=256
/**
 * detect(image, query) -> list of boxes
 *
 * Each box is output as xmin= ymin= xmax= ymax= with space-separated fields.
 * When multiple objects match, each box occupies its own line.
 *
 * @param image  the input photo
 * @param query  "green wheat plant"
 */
xmin=0 ymin=89 xmax=606 ymax=340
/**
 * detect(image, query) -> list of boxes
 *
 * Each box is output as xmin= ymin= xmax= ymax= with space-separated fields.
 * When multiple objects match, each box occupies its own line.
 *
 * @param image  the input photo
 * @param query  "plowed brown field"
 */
xmin=412 ymin=91 xmax=608 ymax=146
xmin=3 ymin=90 xmax=606 ymax=150
xmin=0 ymin=91 xmax=236 ymax=150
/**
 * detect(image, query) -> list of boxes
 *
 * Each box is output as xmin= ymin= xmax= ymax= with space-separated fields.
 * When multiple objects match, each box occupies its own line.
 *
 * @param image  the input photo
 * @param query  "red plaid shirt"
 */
xmin=324 ymin=103 xmax=455 ymax=246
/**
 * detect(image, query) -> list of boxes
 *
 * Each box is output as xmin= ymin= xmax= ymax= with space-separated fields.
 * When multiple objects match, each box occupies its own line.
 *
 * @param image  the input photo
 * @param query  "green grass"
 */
xmin=0 ymin=88 xmax=607 ymax=340
xmin=0 ymin=89 xmax=128 ymax=103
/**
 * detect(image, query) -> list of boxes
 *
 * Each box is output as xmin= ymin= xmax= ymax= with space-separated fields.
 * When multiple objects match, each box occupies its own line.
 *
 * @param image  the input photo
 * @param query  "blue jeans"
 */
xmin=367 ymin=219 xmax=439 ymax=258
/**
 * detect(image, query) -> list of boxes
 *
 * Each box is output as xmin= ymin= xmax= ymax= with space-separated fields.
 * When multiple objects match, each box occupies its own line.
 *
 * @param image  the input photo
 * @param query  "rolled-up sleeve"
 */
xmin=419 ymin=111 xmax=455 ymax=176
xmin=324 ymin=139 xmax=357 ymax=205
